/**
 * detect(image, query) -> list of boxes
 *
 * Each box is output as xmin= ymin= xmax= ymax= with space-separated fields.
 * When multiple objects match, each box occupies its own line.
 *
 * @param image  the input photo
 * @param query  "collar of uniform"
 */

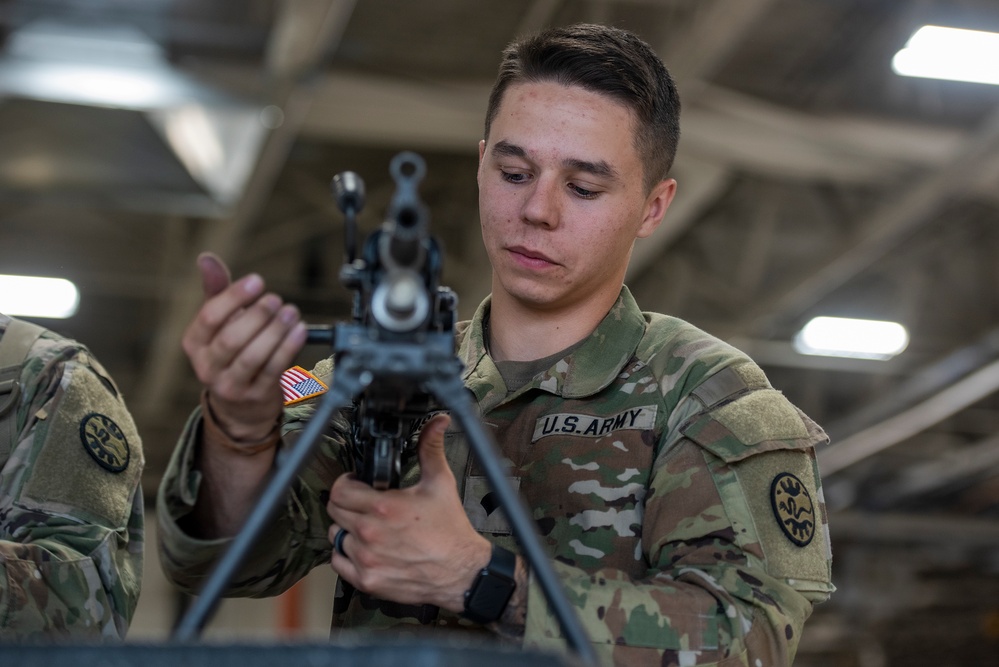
xmin=458 ymin=294 xmax=491 ymax=377
xmin=459 ymin=287 xmax=647 ymax=402
xmin=457 ymin=296 xmax=508 ymax=412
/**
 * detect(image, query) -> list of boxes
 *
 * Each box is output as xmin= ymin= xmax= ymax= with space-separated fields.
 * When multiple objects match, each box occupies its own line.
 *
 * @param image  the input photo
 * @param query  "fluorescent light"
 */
xmin=892 ymin=25 xmax=999 ymax=85
xmin=0 ymin=20 xmax=251 ymax=111
xmin=0 ymin=275 xmax=80 ymax=319
xmin=794 ymin=316 xmax=909 ymax=360
xmin=27 ymin=64 xmax=171 ymax=109
xmin=0 ymin=20 xmax=205 ymax=110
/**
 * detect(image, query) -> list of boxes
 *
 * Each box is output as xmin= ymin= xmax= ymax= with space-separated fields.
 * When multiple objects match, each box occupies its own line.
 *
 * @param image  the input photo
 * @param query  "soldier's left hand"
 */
xmin=325 ymin=414 xmax=491 ymax=612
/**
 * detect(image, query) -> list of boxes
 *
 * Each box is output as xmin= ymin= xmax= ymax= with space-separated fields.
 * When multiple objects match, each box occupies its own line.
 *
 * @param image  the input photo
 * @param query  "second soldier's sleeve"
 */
xmin=0 ymin=340 xmax=145 ymax=640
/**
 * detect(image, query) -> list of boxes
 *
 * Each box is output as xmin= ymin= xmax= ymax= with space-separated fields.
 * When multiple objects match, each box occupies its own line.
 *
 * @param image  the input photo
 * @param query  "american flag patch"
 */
xmin=280 ymin=366 xmax=328 ymax=405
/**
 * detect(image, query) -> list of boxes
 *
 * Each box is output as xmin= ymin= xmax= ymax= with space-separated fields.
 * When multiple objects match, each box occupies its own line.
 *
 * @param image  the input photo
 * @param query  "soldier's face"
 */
xmin=477 ymin=81 xmax=675 ymax=317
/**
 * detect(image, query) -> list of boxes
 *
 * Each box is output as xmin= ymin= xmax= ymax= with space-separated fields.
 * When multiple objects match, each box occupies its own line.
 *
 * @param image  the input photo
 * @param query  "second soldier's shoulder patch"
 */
xmin=281 ymin=365 xmax=328 ymax=405
xmin=79 ymin=412 xmax=130 ymax=473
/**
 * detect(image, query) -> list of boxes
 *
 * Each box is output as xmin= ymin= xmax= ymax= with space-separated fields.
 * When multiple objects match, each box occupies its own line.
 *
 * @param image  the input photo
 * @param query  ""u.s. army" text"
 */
xmin=532 ymin=406 xmax=657 ymax=442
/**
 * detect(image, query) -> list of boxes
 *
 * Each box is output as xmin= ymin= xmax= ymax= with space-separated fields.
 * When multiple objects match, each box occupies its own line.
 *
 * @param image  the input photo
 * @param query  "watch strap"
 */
xmin=462 ymin=544 xmax=517 ymax=624
xmin=485 ymin=543 xmax=516 ymax=578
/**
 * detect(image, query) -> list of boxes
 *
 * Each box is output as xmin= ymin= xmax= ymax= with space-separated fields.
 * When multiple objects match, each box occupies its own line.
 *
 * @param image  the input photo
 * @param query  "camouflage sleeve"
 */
xmin=156 ymin=394 xmax=353 ymax=598
xmin=0 ymin=337 xmax=144 ymax=640
xmin=522 ymin=363 xmax=834 ymax=666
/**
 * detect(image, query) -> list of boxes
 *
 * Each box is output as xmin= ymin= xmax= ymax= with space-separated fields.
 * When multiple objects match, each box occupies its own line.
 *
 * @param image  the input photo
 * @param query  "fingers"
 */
xmin=328 ymin=522 xmax=361 ymax=583
xmin=197 ymin=251 xmax=232 ymax=299
xmin=325 ymin=470 xmax=487 ymax=609
xmin=213 ymin=302 xmax=305 ymax=390
xmin=328 ymin=415 xmax=453 ymax=518
xmin=184 ymin=266 xmax=305 ymax=386
xmin=331 ymin=524 xmax=350 ymax=558
xmin=184 ymin=272 xmax=266 ymax=360
xmin=416 ymin=414 xmax=452 ymax=483
xmin=326 ymin=473 xmax=378 ymax=517
xmin=181 ymin=252 xmax=309 ymax=439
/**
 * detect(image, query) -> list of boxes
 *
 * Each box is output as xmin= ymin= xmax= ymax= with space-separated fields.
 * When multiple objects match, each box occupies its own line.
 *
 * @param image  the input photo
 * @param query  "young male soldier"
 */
xmin=1 ymin=314 xmax=144 ymax=640
xmin=158 ymin=24 xmax=833 ymax=666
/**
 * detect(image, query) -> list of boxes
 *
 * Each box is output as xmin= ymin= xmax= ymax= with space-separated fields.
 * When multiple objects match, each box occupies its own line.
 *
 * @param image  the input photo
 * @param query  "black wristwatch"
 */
xmin=462 ymin=544 xmax=517 ymax=624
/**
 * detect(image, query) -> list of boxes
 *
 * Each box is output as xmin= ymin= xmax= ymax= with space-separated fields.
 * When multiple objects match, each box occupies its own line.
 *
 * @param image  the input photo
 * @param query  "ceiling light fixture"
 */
xmin=793 ymin=316 xmax=909 ymax=360
xmin=0 ymin=275 xmax=80 ymax=319
xmin=0 ymin=20 xmax=269 ymax=207
xmin=892 ymin=25 xmax=999 ymax=85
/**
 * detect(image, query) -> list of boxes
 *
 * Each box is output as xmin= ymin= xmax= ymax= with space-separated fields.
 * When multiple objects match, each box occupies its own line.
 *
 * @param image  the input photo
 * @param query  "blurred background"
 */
xmin=1 ymin=0 xmax=999 ymax=664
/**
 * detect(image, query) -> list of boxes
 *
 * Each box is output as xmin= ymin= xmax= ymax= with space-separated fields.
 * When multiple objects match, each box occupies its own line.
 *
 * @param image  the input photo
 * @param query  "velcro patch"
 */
xmin=281 ymin=366 xmax=328 ymax=405
xmin=464 ymin=475 xmax=521 ymax=535
xmin=533 ymin=405 xmax=657 ymax=442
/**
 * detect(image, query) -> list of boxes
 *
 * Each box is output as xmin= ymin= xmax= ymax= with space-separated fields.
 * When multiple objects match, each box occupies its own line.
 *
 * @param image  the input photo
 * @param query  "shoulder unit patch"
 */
xmin=770 ymin=471 xmax=815 ymax=547
xmin=281 ymin=365 xmax=328 ymax=405
xmin=79 ymin=412 xmax=131 ymax=473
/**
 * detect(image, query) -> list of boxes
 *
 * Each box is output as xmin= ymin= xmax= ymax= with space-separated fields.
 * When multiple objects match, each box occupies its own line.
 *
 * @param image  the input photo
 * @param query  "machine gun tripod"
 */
xmin=174 ymin=153 xmax=597 ymax=667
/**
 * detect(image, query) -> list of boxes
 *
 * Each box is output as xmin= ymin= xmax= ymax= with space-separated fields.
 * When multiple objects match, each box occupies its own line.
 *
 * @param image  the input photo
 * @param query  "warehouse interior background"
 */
xmin=2 ymin=0 xmax=999 ymax=664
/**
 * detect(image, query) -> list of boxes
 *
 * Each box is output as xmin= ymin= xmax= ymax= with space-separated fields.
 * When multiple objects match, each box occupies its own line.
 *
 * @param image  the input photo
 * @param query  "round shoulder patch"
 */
xmin=79 ymin=412 xmax=131 ymax=473
xmin=770 ymin=472 xmax=815 ymax=547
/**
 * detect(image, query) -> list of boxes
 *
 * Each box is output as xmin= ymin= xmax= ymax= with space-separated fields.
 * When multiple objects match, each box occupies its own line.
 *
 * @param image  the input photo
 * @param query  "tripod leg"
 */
xmin=173 ymin=371 xmax=370 ymax=641
xmin=427 ymin=374 xmax=598 ymax=667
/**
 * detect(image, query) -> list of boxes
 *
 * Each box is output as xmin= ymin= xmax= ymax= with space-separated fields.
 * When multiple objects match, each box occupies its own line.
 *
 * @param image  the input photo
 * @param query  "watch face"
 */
xmin=465 ymin=578 xmax=513 ymax=623
xmin=476 ymin=574 xmax=515 ymax=617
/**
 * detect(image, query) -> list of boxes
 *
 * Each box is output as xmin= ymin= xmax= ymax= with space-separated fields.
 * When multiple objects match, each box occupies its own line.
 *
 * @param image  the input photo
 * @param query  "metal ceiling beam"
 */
xmin=627 ymin=154 xmax=729 ymax=282
xmin=829 ymin=510 xmax=999 ymax=547
xmin=266 ymin=0 xmax=351 ymax=81
xmin=133 ymin=0 xmax=358 ymax=424
xmin=826 ymin=326 xmax=999 ymax=443
xmin=629 ymin=0 xmax=773 ymax=289
xmin=685 ymin=85 xmax=964 ymax=180
xmin=299 ymin=75 xmax=966 ymax=179
xmin=656 ymin=0 xmax=778 ymax=91
xmin=869 ymin=431 xmax=999 ymax=508
xmin=300 ymin=72 xmax=488 ymax=151
xmin=298 ymin=72 xmax=970 ymax=295
xmin=737 ymin=106 xmax=999 ymax=338
xmin=818 ymin=356 xmax=999 ymax=475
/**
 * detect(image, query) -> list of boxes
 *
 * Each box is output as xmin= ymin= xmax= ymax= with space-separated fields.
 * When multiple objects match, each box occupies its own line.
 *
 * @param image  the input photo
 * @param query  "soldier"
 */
xmin=0 ymin=314 xmax=144 ymax=640
xmin=158 ymin=24 xmax=833 ymax=666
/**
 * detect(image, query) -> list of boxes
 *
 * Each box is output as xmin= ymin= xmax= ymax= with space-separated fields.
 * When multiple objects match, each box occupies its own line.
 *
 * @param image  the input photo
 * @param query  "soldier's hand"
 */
xmin=326 ymin=414 xmax=492 ymax=612
xmin=182 ymin=252 xmax=307 ymax=442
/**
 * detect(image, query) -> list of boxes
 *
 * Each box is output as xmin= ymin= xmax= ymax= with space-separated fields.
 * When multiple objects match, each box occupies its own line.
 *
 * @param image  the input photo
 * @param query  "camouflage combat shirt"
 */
xmin=0 ymin=314 xmax=145 ymax=640
xmin=158 ymin=287 xmax=834 ymax=665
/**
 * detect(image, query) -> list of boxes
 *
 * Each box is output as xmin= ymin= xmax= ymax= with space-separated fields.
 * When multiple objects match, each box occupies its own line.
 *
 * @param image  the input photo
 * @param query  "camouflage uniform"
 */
xmin=158 ymin=287 xmax=833 ymax=665
xmin=0 ymin=314 xmax=145 ymax=640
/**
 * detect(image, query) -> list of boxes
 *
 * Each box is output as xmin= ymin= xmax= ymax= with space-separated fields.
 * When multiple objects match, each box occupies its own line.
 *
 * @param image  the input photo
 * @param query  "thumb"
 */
xmin=197 ymin=251 xmax=232 ymax=299
xmin=417 ymin=414 xmax=452 ymax=482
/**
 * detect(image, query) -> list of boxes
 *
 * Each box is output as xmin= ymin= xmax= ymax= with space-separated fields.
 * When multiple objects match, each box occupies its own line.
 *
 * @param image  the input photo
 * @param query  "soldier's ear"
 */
xmin=637 ymin=178 xmax=677 ymax=239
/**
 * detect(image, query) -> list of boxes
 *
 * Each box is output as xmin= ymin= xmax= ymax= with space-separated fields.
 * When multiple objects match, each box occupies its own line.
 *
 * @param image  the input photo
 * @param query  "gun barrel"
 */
xmin=381 ymin=152 xmax=429 ymax=271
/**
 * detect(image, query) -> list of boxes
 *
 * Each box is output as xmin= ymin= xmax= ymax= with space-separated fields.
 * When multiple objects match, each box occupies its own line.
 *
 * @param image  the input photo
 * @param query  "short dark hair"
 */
xmin=484 ymin=23 xmax=681 ymax=193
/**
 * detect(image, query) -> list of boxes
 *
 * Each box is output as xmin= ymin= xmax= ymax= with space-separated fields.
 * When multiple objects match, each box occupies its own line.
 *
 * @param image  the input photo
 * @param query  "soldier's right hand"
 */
xmin=182 ymin=252 xmax=307 ymax=442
